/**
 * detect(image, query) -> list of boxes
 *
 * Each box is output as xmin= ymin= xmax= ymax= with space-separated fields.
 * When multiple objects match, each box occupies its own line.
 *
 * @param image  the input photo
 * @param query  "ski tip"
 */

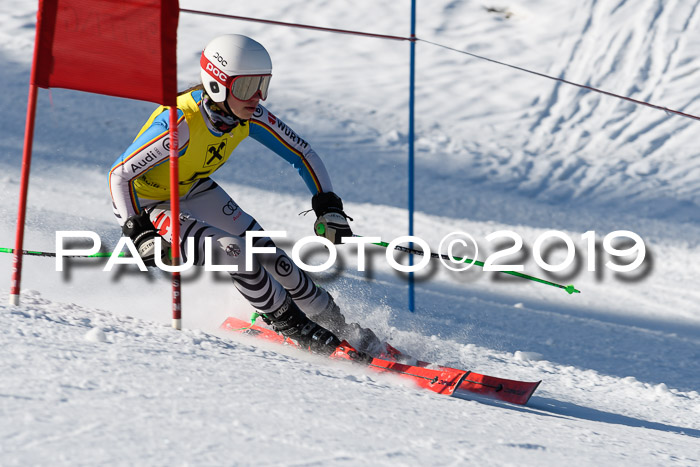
xmin=524 ymin=380 xmax=543 ymax=405
xmin=564 ymin=284 xmax=580 ymax=295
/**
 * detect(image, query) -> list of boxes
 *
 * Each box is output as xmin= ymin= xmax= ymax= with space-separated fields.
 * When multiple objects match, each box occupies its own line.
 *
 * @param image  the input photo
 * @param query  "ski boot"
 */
xmin=261 ymin=294 xmax=341 ymax=356
xmin=310 ymin=293 xmax=384 ymax=356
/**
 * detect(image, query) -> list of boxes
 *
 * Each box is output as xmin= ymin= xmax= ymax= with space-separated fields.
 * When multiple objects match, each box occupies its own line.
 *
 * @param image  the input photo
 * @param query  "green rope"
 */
xmin=369 ymin=238 xmax=580 ymax=295
xmin=0 ymin=247 xmax=126 ymax=258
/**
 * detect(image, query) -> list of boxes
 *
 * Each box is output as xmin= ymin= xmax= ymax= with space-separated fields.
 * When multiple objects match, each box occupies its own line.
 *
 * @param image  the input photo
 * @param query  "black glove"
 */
xmin=311 ymin=192 xmax=353 ymax=244
xmin=122 ymin=211 xmax=170 ymax=267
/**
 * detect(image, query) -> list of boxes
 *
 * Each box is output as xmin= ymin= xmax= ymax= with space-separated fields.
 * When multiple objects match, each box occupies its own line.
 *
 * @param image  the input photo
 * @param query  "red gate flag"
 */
xmin=10 ymin=0 xmax=181 ymax=317
xmin=33 ymin=0 xmax=179 ymax=105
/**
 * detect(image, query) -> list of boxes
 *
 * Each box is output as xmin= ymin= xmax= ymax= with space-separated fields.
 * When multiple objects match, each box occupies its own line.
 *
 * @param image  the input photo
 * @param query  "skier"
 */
xmin=109 ymin=34 xmax=381 ymax=359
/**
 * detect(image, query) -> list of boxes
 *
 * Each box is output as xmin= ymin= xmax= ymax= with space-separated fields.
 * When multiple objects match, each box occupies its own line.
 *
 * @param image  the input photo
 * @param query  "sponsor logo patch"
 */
xmin=205 ymin=141 xmax=227 ymax=167
xmin=275 ymin=256 xmax=293 ymax=277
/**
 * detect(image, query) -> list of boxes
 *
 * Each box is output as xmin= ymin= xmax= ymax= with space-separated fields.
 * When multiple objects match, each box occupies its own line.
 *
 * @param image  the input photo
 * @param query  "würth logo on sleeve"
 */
xmin=205 ymin=141 xmax=227 ymax=167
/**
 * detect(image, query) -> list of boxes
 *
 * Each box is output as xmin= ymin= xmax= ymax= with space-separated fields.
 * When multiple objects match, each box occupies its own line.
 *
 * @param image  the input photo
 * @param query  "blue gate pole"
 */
xmin=408 ymin=0 xmax=417 ymax=312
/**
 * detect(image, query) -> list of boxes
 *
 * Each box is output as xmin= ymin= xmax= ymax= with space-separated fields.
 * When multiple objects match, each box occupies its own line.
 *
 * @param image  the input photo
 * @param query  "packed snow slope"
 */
xmin=1 ymin=0 xmax=700 ymax=465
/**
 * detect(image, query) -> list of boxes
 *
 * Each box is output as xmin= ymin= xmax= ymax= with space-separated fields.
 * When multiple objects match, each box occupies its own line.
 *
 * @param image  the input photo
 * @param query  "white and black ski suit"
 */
xmin=109 ymin=89 xmax=334 ymax=317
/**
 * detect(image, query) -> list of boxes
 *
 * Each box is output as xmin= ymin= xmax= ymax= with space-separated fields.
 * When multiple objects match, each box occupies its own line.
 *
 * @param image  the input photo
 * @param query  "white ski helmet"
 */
xmin=200 ymin=34 xmax=273 ymax=103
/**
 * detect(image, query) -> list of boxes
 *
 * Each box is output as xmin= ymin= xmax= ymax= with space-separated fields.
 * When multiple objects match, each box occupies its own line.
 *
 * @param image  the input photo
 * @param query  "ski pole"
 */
xmin=0 ymin=247 xmax=125 ymax=258
xmin=363 ymin=237 xmax=580 ymax=295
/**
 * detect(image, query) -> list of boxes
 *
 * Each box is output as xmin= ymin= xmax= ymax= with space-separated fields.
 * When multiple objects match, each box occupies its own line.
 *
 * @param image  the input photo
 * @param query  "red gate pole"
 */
xmin=9 ymin=84 xmax=39 ymax=306
xmin=9 ymin=28 xmax=42 ymax=306
xmin=168 ymin=107 xmax=181 ymax=329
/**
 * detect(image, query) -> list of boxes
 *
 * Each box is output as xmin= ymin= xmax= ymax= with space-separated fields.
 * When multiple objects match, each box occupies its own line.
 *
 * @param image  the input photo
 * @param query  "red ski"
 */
xmin=220 ymin=316 xmax=541 ymax=405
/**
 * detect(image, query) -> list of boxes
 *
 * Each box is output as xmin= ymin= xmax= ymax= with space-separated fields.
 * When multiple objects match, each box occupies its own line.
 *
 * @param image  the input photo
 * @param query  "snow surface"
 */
xmin=2 ymin=0 xmax=700 ymax=465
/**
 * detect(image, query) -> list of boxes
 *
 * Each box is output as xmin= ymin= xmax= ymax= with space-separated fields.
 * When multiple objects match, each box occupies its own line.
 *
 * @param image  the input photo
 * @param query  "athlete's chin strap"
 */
xmin=201 ymin=91 xmax=246 ymax=133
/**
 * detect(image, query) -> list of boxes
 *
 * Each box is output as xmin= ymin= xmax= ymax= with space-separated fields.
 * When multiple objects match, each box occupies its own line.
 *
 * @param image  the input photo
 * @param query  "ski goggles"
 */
xmin=201 ymin=53 xmax=271 ymax=100
xmin=229 ymin=74 xmax=271 ymax=101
